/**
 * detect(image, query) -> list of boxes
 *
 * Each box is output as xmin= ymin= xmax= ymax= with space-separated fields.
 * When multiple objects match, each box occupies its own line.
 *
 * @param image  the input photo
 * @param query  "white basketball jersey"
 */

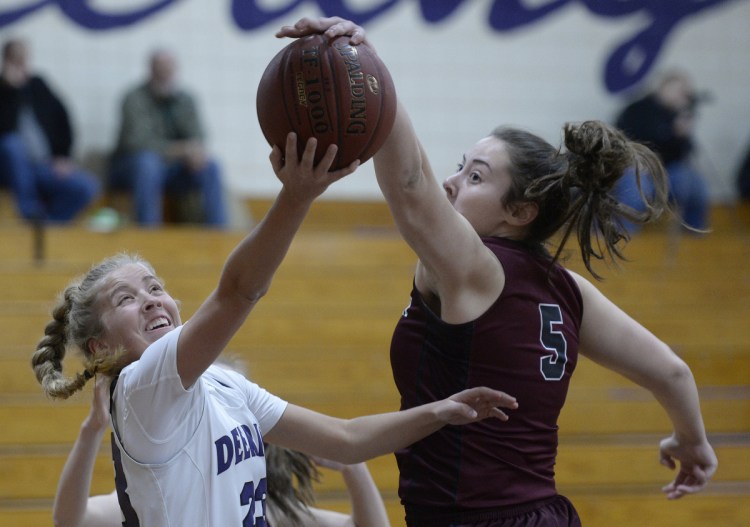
xmin=110 ymin=325 xmax=287 ymax=526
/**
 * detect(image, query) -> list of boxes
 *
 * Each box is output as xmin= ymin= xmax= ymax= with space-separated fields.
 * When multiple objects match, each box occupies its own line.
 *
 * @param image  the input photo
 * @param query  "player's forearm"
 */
xmin=219 ymin=188 xmax=312 ymax=303
xmin=342 ymin=463 xmax=390 ymax=527
xmin=372 ymin=99 xmax=448 ymax=253
xmin=337 ymin=402 xmax=447 ymax=463
xmin=649 ymin=358 xmax=708 ymax=443
xmin=274 ymin=403 xmax=446 ymax=465
xmin=374 ymin=99 xmax=427 ymax=196
xmin=53 ymin=420 xmax=106 ymax=526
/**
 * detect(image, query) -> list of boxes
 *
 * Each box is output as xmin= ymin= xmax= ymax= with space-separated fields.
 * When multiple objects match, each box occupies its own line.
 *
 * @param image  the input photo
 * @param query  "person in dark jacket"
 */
xmin=612 ymin=70 xmax=710 ymax=232
xmin=0 ymin=38 xmax=100 ymax=223
xmin=736 ymin=138 xmax=750 ymax=200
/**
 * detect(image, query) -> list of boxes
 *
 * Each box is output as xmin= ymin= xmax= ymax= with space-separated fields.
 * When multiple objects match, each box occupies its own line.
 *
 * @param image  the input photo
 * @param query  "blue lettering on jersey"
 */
xmin=215 ymin=424 xmax=265 ymax=475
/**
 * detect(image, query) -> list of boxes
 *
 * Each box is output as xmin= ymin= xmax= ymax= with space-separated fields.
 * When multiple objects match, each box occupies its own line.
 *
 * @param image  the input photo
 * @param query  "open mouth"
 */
xmin=146 ymin=317 xmax=171 ymax=332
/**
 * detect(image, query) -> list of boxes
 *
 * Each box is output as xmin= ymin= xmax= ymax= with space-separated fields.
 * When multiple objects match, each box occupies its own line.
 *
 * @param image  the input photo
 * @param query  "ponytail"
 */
xmin=557 ymin=120 xmax=668 ymax=277
xmin=265 ymin=443 xmax=319 ymax=525
xmin=501 ymin=120 xmax=669 ymax=278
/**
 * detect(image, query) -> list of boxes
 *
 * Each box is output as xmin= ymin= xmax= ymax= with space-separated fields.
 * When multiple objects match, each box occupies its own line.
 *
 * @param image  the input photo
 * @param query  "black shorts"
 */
xmin=405 ymin=495 xmax=582 ymax=527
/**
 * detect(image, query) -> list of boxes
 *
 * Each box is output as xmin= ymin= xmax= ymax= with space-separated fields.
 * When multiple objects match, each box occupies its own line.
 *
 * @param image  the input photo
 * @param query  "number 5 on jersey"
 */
xmin=538 ymin=303 xmax=568 ymax=381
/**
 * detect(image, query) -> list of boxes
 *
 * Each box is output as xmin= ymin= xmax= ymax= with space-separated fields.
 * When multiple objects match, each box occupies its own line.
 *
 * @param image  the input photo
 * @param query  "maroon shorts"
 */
xmin=405 ymin=495 xmax=582 ymax=527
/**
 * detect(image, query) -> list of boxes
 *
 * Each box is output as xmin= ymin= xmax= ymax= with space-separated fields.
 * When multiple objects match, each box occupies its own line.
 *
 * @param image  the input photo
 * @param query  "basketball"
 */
xmin=256 ymin=34 xmax=396 ymax=170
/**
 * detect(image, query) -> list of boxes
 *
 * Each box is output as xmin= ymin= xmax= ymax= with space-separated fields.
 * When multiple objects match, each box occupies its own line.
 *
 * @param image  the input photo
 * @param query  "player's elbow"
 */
xmin=664 ymin=354 xmax=695 ymax=386
xmin=328 ymin=424 xmax=372 ymax=465
xmin=52 ymin=511 xmax=73 ymax=527
xmin=240 ymin=284 xmax=270 ymax=305
xmin=218 ymin=278 xmax=271 ymax=307
xmin=649 ymin=349 xmax=695 ymax=394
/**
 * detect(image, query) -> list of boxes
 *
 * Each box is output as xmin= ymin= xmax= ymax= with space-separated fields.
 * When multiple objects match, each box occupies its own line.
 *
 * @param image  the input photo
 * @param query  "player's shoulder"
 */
xmin=564 ymin=268 xmax=603 ymax=306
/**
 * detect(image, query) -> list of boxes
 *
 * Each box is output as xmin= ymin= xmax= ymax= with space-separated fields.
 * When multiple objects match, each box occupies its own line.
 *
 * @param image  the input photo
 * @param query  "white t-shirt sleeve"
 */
xmin=210 ymin=365 xmax=288 ymax=434
xmin=247 ymin=381 xmax=287 ymax=434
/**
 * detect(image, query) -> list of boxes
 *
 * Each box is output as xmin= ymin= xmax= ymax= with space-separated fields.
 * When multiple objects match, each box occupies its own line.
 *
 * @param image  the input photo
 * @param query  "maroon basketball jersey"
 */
xmin=390 ymin=237 xmax=583 ymax=515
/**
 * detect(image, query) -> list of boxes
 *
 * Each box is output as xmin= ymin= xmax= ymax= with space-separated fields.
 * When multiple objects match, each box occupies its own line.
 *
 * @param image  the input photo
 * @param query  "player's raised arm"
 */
xmin=177 ymin=135 xmax=357 ymax=387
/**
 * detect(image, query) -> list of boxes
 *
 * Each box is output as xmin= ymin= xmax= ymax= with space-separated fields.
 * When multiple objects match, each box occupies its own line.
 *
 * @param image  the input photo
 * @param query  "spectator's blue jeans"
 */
xmin=612 ymin=161 xmax=709 ymax=232
xmin=109 ymin=150 xmax=227 ymax=227
xmin=0 ymin=133 xmax=100 ymax=222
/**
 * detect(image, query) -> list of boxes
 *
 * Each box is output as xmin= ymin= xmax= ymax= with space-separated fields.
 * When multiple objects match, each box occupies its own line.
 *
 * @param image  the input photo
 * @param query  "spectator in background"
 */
xmin=0 ymin=38 xmax=100 ymax=223
xmin=736 ymin=137 xmax=750 ymax=200
xmin=613 ymin=69 xmax=710 ymax=233
xmin=109 ymin=48 xmax=227 ymax=227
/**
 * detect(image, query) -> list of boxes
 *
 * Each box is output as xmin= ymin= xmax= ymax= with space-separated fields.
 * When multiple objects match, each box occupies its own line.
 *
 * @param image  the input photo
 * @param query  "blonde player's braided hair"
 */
xmin=30 ymin=253 xmax=154 ymax=399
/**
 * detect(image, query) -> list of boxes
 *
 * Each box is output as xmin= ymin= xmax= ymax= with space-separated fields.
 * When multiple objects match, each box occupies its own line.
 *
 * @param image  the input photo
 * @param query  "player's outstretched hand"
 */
xmin=659 ymin=434 xmax=718 ymax=499
xmin=270 ymin=132 xmax=359 ymax=204
xmin=437 ymin=387 xmax=518 ymax=425
xmin=276 ymin=16 xmax=367 ymax=46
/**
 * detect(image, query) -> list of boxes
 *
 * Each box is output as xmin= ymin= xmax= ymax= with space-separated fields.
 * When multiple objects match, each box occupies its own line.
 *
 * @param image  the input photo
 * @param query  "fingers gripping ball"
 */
xmin=257 ymin=34 xmax=397 ymax=170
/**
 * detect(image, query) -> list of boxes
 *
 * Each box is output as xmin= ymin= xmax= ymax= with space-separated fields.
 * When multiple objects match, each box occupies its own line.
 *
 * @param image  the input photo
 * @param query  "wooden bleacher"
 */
xmin=0 ymin=200 xmax=748 ymax=526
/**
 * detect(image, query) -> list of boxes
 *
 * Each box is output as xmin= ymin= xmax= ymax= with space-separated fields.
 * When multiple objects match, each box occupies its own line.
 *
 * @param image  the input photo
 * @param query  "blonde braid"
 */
xmin=30 ymin=285 xmax=92 ymax=399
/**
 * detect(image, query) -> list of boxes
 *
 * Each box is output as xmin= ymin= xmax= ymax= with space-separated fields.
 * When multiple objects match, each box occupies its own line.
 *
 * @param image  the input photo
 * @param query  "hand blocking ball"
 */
xmin=257 ymin=34 xmax=396 ymax=170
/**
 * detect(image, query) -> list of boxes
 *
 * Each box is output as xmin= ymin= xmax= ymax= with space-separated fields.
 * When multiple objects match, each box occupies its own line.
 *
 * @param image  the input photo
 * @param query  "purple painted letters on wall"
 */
xmin=0 ymin=0 xmax=739 ymax=92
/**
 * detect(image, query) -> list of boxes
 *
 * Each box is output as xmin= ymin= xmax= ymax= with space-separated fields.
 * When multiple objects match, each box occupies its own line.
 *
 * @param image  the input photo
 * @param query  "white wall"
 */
xmin=4 ymin=0 xmax=750 ymax=202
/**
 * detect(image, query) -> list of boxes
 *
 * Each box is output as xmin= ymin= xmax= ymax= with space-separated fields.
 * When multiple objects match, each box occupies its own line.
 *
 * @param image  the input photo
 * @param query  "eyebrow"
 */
xmin=107 ymin=274 xmax=159 ymax=297
xmin=461 ymin=154 xmax=493 ymax=173
xmin=472 ymin=159 xmax=492 ymax=170
xmin=107 ymin=284 xmax=131 ymax=303
xmin=466 ymin=157 xmax=493 ymax=174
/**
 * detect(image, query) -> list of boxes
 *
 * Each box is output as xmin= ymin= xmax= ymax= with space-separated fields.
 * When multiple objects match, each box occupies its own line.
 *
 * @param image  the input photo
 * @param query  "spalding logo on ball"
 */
xmin=257 ymin=34 xmax=397 ymax=170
